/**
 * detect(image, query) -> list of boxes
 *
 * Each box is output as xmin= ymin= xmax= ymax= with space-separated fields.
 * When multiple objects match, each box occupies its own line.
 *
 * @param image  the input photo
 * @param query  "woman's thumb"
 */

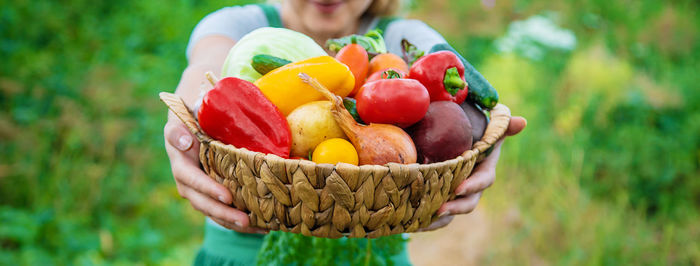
xmin=506 ymin=116 xmax=527 ymax=136
xmin=166 ymin=121 xmax=194 ymax=151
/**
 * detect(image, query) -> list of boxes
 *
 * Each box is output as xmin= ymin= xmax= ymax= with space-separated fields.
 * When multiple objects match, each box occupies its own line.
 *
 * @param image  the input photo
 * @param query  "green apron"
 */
xmin=194 ymin=219 xmax=411 ymax=265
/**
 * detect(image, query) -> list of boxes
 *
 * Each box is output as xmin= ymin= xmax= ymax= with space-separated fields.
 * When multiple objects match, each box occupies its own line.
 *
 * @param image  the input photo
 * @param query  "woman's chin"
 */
xmin=304 ymin=17 xmax=352 ymax=37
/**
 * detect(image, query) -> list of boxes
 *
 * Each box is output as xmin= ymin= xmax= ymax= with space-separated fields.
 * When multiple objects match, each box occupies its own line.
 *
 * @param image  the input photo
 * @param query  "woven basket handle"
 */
xmin=469 ymin=104 xmax=511 ymax=155
xmin=159 ymin=92 xmax=212 ymax=143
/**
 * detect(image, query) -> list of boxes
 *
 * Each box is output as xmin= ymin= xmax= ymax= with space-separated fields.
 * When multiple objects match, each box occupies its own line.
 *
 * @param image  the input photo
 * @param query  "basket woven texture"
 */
xmin=160 ymin=92 xmax=510 ymax=238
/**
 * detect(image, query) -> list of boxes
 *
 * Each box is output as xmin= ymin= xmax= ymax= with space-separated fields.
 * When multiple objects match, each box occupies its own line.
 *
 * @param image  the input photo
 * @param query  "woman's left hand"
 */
xmin=419 ymin=116 xmax=527 ymax=232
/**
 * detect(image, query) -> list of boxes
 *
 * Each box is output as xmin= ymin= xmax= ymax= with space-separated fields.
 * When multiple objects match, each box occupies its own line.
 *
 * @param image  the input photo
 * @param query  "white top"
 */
xmin=186 ymin=4 xmax=447 ymax=60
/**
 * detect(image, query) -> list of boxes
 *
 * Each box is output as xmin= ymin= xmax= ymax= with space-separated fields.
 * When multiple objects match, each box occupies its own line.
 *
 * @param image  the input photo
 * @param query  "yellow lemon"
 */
xmin=312 ymin=138 xmax=358 ymax=166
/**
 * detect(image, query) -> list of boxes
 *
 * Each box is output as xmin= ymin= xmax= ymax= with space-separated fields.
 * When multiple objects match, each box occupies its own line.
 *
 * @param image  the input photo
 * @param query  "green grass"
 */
xmin=416 ymin=0 xmax=700 ymax=264
xmin=1 ymin=0 xmax=699 ymax=264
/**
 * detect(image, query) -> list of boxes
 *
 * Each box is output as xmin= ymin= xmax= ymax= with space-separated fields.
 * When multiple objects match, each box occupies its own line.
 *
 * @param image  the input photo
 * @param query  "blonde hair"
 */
xmin=366 ymin=0 xmax=402 ymax=17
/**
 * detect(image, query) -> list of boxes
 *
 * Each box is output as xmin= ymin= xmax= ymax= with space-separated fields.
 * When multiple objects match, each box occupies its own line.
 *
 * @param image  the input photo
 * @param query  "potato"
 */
xmin=287 ymin=101 xmax=347 ymax=157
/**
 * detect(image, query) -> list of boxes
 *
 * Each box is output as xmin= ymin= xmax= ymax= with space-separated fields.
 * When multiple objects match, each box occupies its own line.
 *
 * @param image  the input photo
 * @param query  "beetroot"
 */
xmin=408 ymin=101 xmax=473 ymax=164
xmin=460 ymin=101 xmax=488 ymax=144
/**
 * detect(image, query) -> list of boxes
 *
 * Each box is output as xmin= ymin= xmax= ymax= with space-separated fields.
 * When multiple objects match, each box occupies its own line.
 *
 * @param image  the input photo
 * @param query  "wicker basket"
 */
xmin=160 ymin=92 xmax=510 ymax=238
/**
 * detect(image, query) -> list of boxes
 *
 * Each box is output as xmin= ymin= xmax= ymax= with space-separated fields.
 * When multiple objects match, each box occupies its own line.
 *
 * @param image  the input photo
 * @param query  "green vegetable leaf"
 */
xmin=326 ymin=30 xmax=388 ymax=55
xmin=343 ymin=97 xmax=364 ymax=124
xmin=256 ymin=231 xmax=408 ymax=265
xmin=401 ymin=39 xmax=425 ymax=66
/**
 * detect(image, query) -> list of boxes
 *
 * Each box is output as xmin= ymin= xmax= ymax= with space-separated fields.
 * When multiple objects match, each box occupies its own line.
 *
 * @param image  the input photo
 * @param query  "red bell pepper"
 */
xmin=408 ymin=51 xmax=468 ymax=104
xmin=198 ymin=77 xmax=292 ymax=158
xmin=355 ymin=70 xmax=430 ymax=128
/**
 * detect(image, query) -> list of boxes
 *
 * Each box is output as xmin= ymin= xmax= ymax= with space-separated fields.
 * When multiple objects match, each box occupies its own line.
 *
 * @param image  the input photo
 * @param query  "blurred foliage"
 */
xmin=410 ymin=0 xmax=699 ymax=264
xmin=1 ymin=0 xmax=699 ymax=264
xmin=0 ymin=0 xmax=256 ymax=264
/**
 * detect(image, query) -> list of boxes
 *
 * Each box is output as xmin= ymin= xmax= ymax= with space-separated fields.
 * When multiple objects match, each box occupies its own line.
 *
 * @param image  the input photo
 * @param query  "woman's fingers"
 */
xmin=168 ymin=147 xmax=233 ymax=204
xmin=181 ymin=184 xmax=250 ymax=228
xmin=506 ymin=116 xmax=527 ymax=136
xmin=172 ymin=159 xmax=232 ymax=204
xmin=164 ymin=118 xmax=233 ymax=205
xmin=164 ymin=114 xmax=196 ymax=152
xmin=437 ymin=192 xmax=482 ymax=217
xmin=455 ymin=140 xmax=502 ymax=196
xmin=417 ymin=215 xmax=455 ymax=232
xmin=210 ymin=217 xmax=269 ymax=234
xmin=165 ymin=120 xmax=259 ymax=233
xmin=453 ymin=116 xmax=525 ymax=196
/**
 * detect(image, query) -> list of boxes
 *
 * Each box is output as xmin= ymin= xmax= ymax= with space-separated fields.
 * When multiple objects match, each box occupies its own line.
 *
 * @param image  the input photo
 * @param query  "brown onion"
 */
xmin=299 ymin=73 xmax=417 ymax=165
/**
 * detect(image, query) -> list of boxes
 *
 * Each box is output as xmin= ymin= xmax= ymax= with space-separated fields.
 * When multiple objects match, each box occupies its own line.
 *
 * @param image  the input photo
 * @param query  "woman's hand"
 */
xmin=164 ymin=113 xmax=267 ymax=234
xmin=419 ymin=116 xmax=527 ymax=232
xmin=162 ymin=36 xmax=265 ymax=233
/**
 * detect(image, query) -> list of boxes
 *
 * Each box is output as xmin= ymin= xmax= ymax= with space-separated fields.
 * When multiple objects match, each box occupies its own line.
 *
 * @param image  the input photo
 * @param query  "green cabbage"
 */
xmin=221 ymin=27 xmax=327 ymax=82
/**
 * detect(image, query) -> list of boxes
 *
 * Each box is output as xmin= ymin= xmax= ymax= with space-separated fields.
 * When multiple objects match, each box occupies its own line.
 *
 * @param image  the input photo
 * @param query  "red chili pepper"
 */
xmin=355 ymin=70 xmax=430 ymax=128
xmin=408 ymin=51 xmax=468 ymax=104
xmin=198 ymin=77 xmax=291 ymax=158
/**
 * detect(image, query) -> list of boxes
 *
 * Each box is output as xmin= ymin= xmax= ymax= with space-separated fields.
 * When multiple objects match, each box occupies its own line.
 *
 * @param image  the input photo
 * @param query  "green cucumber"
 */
xmin=251 ymin=54 xmax=292 ymax=75
xmin=429 ymin=43 xmax=499 ymax=110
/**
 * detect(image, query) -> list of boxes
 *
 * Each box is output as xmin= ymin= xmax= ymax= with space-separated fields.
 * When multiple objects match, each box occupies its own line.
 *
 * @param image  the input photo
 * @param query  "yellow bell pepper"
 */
xmin=254 ymin=56 xmax=355 ymax=115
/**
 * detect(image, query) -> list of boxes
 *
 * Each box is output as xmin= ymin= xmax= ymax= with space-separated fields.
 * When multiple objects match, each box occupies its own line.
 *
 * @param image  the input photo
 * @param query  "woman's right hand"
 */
xmin=164 ymin=35 xmax=264 ymax=233
xmin=164 ymin=112 xmax=267 ymax=234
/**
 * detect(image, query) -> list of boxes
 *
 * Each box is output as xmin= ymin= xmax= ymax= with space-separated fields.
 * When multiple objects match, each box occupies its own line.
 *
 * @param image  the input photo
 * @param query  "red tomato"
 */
xmin=335 ymin=43 xmax=369 ymax=96
xmin=355 ymin=78 xmax=430 ymax=128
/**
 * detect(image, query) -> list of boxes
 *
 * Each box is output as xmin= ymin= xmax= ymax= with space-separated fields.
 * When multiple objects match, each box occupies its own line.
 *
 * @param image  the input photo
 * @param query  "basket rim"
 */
xmin=206 ymin=138 xmax=473 ymax=170
xmin=159 ymin=91 xmax=511 ymax=170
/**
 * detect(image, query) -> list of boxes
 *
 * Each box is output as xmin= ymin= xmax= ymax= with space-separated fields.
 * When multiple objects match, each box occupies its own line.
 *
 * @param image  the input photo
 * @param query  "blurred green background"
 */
xmin=1 ymin=0 xmax=698 ymax=264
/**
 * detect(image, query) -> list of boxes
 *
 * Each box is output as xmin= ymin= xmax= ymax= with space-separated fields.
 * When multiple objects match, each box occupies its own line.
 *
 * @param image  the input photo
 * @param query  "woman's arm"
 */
xmin=176 ymin=35 xmax=234 ymax=106
xmin=163 ymin=35 xmax=266 ymax=234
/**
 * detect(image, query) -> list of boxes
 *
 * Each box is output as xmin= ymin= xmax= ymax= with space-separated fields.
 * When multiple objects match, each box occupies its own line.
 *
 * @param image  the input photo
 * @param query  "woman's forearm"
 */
xmin=174 ymin=36 xmax=236 ymax=108
xmin=174 ymin=64 xmax=221 ymax=107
